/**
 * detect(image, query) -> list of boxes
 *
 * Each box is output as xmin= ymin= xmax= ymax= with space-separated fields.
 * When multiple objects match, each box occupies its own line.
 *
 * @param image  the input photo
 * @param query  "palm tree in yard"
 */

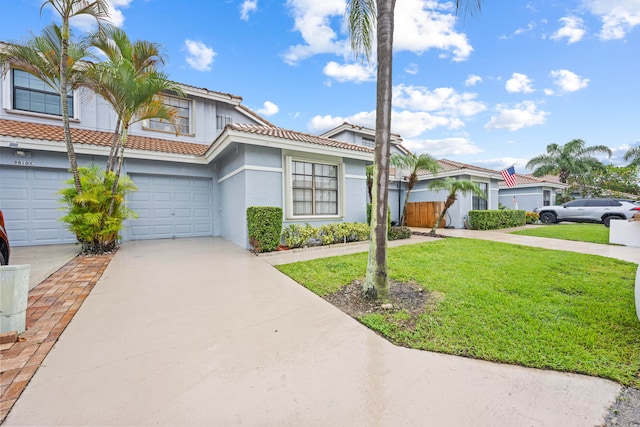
xmin=347 ymin=0 xmax=483 ymax=300
xmin=390 ymin=152 xmax=440 ymax=226
xmin=526 ymin=139 xmax=611 ymax=184
xmin=83 ymin=27 xmax=183 ymax=215
xmin=427 ymin=178 xmax=485 ymax=236
xmin=623 ymin=146 xmax=640 ymax=168
xmin=42 ymin=0 xmax=109 ymax=192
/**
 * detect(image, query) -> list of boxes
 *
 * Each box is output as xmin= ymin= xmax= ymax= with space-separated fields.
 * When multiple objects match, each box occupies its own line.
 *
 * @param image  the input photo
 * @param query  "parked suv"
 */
xmin=534 ymin=198 xmax=640 ymax=227
xmin=0 ymin=210 xmax=9 ymax=265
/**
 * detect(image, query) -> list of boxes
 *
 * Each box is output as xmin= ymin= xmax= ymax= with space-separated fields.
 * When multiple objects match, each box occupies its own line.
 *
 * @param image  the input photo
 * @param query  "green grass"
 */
xmin=276 ymin=238 xmax=640 ymax=387
xmin=510 ymin=223 xmax=609 ymax=244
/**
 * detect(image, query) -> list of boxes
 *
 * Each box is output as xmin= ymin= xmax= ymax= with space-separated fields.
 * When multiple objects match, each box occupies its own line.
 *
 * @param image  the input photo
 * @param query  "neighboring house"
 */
xmin=0 ymin=66 xmax=372 ymax=248
xmin=498 ymin=174 xmax=567 ymax=212
xmin=391 ymin=159 xmax=502 ymax=228
xmin=321 ymin=122 xmax=409 ymax=155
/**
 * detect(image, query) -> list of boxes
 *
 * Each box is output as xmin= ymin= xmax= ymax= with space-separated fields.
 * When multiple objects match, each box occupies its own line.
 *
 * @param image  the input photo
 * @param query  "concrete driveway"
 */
xmin=4 ymin=237 xmax=620 ymax=426
xmin=9 ymin=244 xmax=79 ymax=290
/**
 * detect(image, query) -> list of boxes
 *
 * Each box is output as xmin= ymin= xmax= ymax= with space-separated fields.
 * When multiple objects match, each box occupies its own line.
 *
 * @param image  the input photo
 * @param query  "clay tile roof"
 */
xmin=416 ymin=158 xmax=500 ymax=176
xmin=498 ymin=173 xmax=567 ymax=187
xmin=226 ymin=123 xmax=374 ymax=154
xmin=0 ymin=119 xmax=208 ymax=156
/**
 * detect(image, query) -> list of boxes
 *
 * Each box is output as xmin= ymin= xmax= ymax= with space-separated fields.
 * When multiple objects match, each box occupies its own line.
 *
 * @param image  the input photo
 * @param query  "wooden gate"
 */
xmin=405 ymin=202 xmax=446 ymax=228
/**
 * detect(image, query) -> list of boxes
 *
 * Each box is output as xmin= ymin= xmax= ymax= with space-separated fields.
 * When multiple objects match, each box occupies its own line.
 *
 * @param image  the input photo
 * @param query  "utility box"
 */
xmin=609 ymin=219 xmax=640 ymax=247
xmin=0 ymin=265 xmax=31 ymax=334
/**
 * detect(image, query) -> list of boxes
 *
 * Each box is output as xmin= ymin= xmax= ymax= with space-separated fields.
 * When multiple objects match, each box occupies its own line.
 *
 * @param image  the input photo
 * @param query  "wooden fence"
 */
xmin=405 ymin=201 xmax=446 ymax=228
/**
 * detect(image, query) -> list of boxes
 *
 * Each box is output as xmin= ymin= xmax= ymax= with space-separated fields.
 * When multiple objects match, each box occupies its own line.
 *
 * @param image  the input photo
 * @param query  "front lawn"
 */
xmin=277 ymin=238 xmax=640 ymax=387
xmin=510 ymin=223 xmax=609 ymax=244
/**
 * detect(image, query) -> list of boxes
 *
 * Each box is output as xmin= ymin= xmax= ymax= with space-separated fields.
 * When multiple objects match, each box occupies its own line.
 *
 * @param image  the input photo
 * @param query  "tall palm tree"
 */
xmin=347 ymin=0 xmax=483 ymax=300
xmin=526 ymin=139 xmax=611 ymax=183
xmin=83 ymin=28 xmax=182 ymax=215
xmin=390 ymin=152 xmax=440 ymax=225
xmin=427 ymin=178 xmax=485 ymax=236
xmin=40 ymin=0 xmax=110 ymax=192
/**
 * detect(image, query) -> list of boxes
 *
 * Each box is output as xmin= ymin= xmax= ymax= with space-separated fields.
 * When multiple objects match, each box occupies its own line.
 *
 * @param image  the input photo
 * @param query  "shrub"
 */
xmin=247 ymin=206 xmax=283 ymax=253
xmin=59 ymin=164 xmax=137 ymax=254
xmin=367 ymin=203 xmax=391 ymax=227
xmin=468 ymin=210 xmax=526 ymax=230
xmin=525 ymin=211 xmax=539 ymax=224
xmin=282 ymin=223 xmax=319 ymax=248
xmin=388 ymin=226 xmax=411 ymax=240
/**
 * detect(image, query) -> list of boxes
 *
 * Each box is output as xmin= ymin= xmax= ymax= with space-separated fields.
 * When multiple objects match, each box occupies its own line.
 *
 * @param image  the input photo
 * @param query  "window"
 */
xmin=148 ymin=95 xmax=191 ymax=134
xmin=12 ymin=69 xmax=73 ymax=117
xmin=216 ymin=114 xmax=232 ymax=131
xmin=362 ymin=138 xmax=374 ymax=148
xmin=472 ymin=181 xmax=488 ymax=210
xmin=543 ymin=190 xmax=551 ymax=206
xmin=291 ymin=160 xmax=339 ymax=216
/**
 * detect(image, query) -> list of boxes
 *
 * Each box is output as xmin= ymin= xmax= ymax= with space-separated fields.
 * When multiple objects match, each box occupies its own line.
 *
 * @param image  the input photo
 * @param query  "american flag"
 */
xmin=501 ymin=166 xmax=517 ymax=187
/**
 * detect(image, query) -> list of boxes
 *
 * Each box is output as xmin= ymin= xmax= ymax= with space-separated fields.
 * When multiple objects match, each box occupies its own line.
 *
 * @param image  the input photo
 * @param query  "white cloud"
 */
xmin=67 ymin=0 xmax=131 ymax=31
xmin=550 ymin=69 xmax=589 ymax=92
xmin=323 ymin=61 xmax=375 ymax=83
xmin=584 ymin=0 xmax=640 ymax=40
xmin=551 ymin=16 xmax=586 ymax=44
xmin=283 ymin=0 xmax=475 ymax=65
xmin=500 ymin=21 xmax=536 ymax=39
xmin=256 ymin=101 xmax=279 ymax=116
xmin=465 ymin=74 xmax=482 ymax=86
xmin=485 ymin=101 xmax=548 ymax=131
xmin=405 ymin=63 xmax=419 ymax=75
xmin=402 ymin=137 xmax=482 ymax=156
xmin=544 ymin=88 xmax=555 ymax=96
xmin=184 ymin=39 xmax=216 ymax=71
xmin=473 ymin=157 xmax=530 ymax=172
xmin=240 ymin=0 xmax=258 ymax=21
xmin=393 ymin=85 xmax=486 ymax=117
xmin=393 ymin=0 xmax=474 ymax=61
xmin=282 ymin=0 xmax=348 ymax=65
xmin=505 ymin=73 xmax=534 ymax=93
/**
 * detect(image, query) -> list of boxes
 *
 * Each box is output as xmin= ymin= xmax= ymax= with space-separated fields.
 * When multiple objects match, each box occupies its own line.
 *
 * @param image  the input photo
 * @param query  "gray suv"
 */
xmin=534 ymin=198 xmax=640 ymax=227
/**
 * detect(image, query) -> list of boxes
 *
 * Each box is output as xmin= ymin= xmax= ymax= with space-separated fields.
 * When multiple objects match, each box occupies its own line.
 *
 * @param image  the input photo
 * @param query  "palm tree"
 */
xmin=526 ymin=139 xmax=611 ymax=183
xmin=87 ymin=25 xmax=168 ymax=173
xmin=83 ymin=28 xmax=183 ymax=215
xmin=40 ymin=0 xmax=109 ymax=192
xmin=427 ymin=178 xmax=486 ymax=236
xmin=347 ymin=0 xmax=483 ymax=300
xmin=390 ymin=152 xmax=440 ymax=225
xmin=623 ymin=146 xmax=640 ymax=168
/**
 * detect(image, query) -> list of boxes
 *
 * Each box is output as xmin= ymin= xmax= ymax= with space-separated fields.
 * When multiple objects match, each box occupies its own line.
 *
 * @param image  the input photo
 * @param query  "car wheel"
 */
xmin=539 ymin=212 xmax=557 ymax=224
xmin=603 ymin=216 xmax=624 ymax=227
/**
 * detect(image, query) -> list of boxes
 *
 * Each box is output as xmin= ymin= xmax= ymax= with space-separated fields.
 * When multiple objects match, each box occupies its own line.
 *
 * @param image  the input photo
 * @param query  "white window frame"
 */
xmin=2 ymin=68 xmax=79 ymax=120
xmin=284 ymin=154 xmax=345 ymax=220
xmin=144 ymin=94 xmax=194 ymax=135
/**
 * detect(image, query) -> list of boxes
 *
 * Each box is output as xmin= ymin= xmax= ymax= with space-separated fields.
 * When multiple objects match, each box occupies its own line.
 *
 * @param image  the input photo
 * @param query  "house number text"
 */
xmin=14 ymin=160 xmax=35 ymax=166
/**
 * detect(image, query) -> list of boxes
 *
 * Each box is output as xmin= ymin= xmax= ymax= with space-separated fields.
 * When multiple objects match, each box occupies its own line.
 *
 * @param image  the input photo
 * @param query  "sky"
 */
xmin=1 ymin=0 xmax=640 ymax=173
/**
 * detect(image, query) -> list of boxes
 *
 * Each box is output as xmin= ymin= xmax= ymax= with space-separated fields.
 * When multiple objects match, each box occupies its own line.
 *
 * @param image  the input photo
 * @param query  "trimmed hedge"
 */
xmin=247 ymin=206 xmax=283 ymax=253
xmin=282 ymin=222 xmax=370 ymax=249
xmin=388 ymin=226 xmax=412 ymax=240
xmin=468 ymin=210 xmax=526 ymax=230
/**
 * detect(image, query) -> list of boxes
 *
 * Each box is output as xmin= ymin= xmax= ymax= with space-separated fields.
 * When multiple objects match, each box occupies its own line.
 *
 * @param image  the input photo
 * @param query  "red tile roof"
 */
xmin=416 ymin=159 xmax=500 ymax=176
xmin=0 ymin=118 xmax=209 ymax=156
xmin=226 ymin=123 xmax=374 ymax=153
xmin=498 ymin=173 xmax=567 ymax=187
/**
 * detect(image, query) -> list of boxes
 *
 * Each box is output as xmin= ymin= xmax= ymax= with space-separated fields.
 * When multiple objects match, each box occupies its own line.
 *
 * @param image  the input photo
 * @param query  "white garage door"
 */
xmin=0 ymin=166 xmax=76 ymax=246
xmin=127 ymin=174 xmax=213 ymax=240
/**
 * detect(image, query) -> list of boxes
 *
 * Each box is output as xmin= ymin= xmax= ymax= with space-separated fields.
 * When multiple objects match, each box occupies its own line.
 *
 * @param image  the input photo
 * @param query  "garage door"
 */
xmin=127 ymin=174 xmax=213 ymax=240
xmin=0 ymin=166 xmax=76 ymax=246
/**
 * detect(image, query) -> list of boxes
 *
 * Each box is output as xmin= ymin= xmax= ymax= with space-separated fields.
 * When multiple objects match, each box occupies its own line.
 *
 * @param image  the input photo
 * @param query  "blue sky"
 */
xmin=2 ymin=0 xmax=640 ymax=172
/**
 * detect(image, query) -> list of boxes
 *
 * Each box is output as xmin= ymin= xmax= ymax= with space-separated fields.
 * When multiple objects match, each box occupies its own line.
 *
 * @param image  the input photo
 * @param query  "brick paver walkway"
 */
xmin=0 ymin=253 xmax=113 ymax=423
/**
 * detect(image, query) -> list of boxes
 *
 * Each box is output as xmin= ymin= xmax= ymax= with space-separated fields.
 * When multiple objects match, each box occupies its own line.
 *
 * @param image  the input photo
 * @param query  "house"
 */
xmin=391 ymin=159 xmax=503 ymax=228
xmin=0 ymin=66 xmax=372 ymax=248
xmin=497 ymin=174 xmax=568 ymax=212
xmin=320 ymin=122 xmax=409 ymax=155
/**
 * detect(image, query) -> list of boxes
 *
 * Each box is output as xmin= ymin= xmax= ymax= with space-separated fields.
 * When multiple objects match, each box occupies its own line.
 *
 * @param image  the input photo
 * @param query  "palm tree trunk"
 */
xmin=108 ymin=126 xmax=127 ymax=217
xmin=363 ymin=0 xmax=395 ymax=300
xmin=400 ymin=182 xmax=415 ymax=226
xmin=430 ymin=196 xmax=455 ymax=236
xmin=60 ymin=20 xmax=82 ymax=194
xmin=107 ymin=118 xmax=121 ymax=174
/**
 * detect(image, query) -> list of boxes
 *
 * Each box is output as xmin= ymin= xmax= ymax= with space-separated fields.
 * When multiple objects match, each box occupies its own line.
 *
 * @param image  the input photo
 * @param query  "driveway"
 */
xmin=4 ymin=237 xmax=620 ymax=426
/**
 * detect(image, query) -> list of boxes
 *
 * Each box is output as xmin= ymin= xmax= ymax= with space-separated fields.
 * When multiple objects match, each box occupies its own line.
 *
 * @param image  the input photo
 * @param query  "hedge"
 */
xmin=247 ymin=206 xmax=283 ymax=253
xmin=468 ymin=210 xmax=526 ymax=230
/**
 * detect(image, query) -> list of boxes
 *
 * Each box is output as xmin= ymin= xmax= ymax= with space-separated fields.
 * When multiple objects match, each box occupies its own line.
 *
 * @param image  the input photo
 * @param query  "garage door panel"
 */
xmin=127 ymin=174 xmax=213 ymax=240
